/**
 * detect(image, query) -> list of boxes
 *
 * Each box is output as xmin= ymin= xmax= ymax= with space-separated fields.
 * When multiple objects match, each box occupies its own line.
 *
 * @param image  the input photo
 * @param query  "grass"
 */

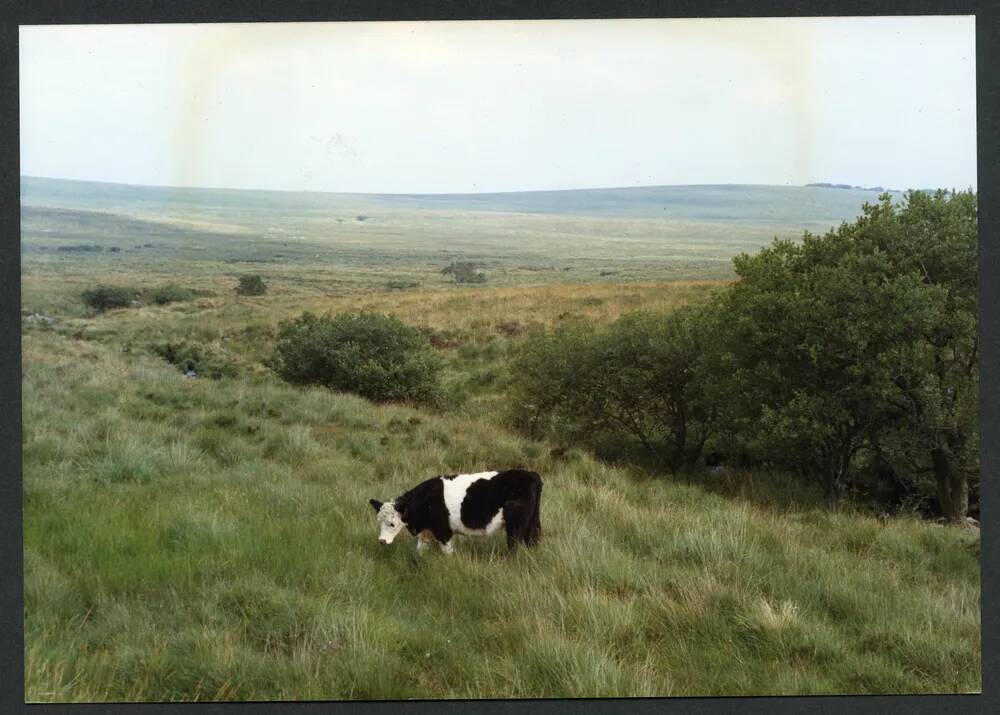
xmin=21 ymin=325 xmax=981 ymax=701
xmin=20 ymin=178 xmax=981 ymax=701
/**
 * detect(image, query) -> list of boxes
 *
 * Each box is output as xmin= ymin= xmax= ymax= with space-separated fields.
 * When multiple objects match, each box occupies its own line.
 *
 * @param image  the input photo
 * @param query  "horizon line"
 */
xmin=20 ymin=174 xmax=924 ymax=198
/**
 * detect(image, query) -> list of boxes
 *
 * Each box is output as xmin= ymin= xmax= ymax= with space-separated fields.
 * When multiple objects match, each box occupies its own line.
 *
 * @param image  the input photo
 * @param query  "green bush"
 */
xmin=81 ymin=286 xmax=135 ymax=313
xmin=236 ymin=274 xmax=267 ymax=296
xmin=507 ymin=308 xmax=715 ymax=471
xmin=149 ymin=284 xmax=195 ymax=305
xmin=269 ymin=312 xmax=443 ymax=404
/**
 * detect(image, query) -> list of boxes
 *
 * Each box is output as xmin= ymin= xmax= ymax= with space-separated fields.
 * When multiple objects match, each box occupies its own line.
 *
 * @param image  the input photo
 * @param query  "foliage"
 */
xmin=270 ymin=312 xmax=443 ymax=404
xmin=441 ymin=261 xmax=486 ymax=283
xmin=81 ymin=285 xmax=136 ymax=312
xmin=149 ymin=284 xmax=195 ymax=305
xmin=152 ymin=340 xmax=240 ymax=379
xmin=509 ymin=308 xmax=716 ymax=471
xmin=712 ymin=191 xmax=978 ymax=517
xmin=237 ymin=274 xmax=267 ymax=296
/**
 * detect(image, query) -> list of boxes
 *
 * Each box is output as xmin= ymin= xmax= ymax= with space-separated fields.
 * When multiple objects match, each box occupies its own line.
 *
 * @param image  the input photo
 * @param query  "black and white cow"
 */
xmin=369 ymin=469 xmax=543 ymax=554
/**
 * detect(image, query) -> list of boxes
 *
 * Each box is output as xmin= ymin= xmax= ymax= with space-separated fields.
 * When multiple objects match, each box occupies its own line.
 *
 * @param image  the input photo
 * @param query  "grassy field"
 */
xmin=21 ymin=178 xmax=981 ymax=700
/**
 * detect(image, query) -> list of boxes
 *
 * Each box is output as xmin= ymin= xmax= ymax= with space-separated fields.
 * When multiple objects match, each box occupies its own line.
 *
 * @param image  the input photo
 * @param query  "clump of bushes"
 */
xmin=82 ymin=286 xmax=136 ymax=313
xmin=270 ymin=312 xmax=443 ymax=404
xmin=236 ymin=274 xmax=267 ymax=296
xmin=149 ymin=284 xmax=195 ymax=305
xmin=441 ymin=261 xmax=486 ymax=284
xmin=508 ymin=190 xmax=979 ymax=522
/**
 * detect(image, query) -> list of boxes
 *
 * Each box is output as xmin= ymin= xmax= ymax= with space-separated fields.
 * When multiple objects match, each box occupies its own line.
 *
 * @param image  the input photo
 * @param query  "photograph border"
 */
xmin=1 ymin=1 xmax=996 ymax=714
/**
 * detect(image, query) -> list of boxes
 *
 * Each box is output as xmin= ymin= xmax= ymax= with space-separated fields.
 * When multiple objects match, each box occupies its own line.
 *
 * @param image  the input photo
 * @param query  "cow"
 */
xmin=369 ymin=469 xmax=543 ymax=555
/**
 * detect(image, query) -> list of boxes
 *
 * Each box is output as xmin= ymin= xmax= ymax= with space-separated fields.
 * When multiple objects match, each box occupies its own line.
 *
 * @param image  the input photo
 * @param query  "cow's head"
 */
xmin=369 ymin=499 xmax=405 ymax=545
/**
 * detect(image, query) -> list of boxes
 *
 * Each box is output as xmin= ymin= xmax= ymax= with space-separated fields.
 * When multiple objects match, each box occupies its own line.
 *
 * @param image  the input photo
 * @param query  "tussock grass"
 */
xmin=23 ymin=328 xmax=980 ymax=700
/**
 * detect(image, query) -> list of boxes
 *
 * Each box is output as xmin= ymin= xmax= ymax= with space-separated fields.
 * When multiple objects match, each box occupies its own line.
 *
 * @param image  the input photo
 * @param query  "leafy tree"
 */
xmin=713 ymin=191 xmax=977 ymax=519
xmin=237 ymin=274 xmax=267 ymax=296
xmin=270 ymin=312 xmax=443 ymax=404
xmin=509 ymin=308 xmax=717 ymax=471
xmin=843 ymin=191 xmax=978 ymax=521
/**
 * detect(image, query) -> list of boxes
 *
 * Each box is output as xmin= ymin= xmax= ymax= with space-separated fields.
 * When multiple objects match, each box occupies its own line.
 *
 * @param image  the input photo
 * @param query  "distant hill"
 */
xmin=21 ymin=176 xmax=901 ymax=226
xmin=806 ymin=182 xmax=894 ymax=192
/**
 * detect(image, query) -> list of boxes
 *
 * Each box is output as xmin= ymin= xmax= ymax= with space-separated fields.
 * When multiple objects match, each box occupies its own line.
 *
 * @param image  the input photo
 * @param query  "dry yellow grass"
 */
xmin=38 ymin=278 xmax=730 ymax=343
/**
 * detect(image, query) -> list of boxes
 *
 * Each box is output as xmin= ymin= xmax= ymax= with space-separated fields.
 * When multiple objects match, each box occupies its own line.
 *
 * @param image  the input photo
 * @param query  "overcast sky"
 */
xmin=20 ymin=17 xmax=976 ymax=194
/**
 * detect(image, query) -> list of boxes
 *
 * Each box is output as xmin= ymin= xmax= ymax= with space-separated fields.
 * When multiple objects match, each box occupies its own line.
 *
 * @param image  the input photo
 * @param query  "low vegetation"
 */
xmin=22 ymin=331 xmax=981 ymax=700
xmin=81 ymin=285 xmax=135 ymax=313
xmin=269 ymin=312 xmax=443 ymax=405
xmin=150 ymin=284 xmax=196 ymax=305
xmin=21 ymin=179 xmax=981 ymax=700
xmin=237 ymin=275 xmax=267 ymax=296
xmin=442 ymin=261 xmax=487 ymax=284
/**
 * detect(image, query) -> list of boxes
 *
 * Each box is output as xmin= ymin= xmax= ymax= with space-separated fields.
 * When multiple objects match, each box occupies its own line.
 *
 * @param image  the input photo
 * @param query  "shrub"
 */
xmin=236 ymin=275 xmax=267 ymax=296
xmin=152 ymin=341 xmax=240 ymax=379
xmin=82 ymin=286 xmax=135 ymax=313
xmin=149 ymin=284 xmax=195 ymax=305
xmin=270 ymin=312 xmax=443 ymax=404
xmin=441 ymin=262 xmax=486 ymax=284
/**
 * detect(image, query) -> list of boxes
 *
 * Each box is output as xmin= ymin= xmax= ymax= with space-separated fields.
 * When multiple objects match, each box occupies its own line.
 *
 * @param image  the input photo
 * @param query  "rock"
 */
xmin=25 ymin=312 xmax=56 ymax=325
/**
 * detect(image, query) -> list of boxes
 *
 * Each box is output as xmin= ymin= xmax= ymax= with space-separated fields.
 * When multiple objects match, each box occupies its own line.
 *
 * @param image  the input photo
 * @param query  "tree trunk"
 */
xmin=821 ymin=450 xmax=838 ymax=500
xmin=931 ymin=445 xmax=968 ymax=523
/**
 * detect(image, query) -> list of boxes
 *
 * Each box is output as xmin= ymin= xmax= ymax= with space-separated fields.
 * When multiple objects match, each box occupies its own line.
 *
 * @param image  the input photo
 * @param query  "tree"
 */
xmin=508 ymin=307 xmax=717 ymax=471
xmin=713 ymin=191 xmax=977 ymax=518
xmin=843 ymin=191 xmax=978 ymax=521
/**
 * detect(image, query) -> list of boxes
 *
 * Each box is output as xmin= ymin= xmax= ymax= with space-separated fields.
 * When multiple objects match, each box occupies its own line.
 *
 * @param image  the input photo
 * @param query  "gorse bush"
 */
xmin=81 ymin=285 xmax=135 ymax=313
xmin=237 ymin=274 xmax=267 ymax=296
xmin=270 ymin=312 xmax=443 ymax=404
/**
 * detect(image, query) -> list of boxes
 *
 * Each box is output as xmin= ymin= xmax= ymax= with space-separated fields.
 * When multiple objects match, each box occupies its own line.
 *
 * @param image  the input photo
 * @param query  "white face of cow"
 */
xmin=370 ymin=499 xmax=405 ymax=545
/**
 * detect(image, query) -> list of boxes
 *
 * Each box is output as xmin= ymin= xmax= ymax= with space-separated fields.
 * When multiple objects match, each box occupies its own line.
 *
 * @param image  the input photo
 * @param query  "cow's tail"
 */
xmin=524 ymin=472 xmax=543 ymax=547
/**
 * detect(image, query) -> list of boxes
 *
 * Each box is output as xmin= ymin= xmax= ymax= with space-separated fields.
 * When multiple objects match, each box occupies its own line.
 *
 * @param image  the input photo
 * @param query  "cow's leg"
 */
xmin=416 ymin=530 xmax=434 ymax=555
xmin=503 ymin=500 xmax=530 ymax=550
xmin=439 ymin=539 xmax=455 ymax=556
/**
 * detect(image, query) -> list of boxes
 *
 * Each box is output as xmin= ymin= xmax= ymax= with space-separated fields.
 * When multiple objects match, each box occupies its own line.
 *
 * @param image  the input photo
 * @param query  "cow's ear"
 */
xmin=369 ymin=499 xmax=383 ymax=513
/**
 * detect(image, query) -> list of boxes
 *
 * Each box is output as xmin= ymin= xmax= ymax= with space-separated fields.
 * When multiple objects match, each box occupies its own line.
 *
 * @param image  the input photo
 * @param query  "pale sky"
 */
xmin=19 ymin=17 xmax=976 ymax=194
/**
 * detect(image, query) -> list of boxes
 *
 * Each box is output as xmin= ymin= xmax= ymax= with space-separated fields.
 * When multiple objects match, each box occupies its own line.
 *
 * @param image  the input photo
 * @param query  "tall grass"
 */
xmin=22 ymin=328 xmax=981 ymax=700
